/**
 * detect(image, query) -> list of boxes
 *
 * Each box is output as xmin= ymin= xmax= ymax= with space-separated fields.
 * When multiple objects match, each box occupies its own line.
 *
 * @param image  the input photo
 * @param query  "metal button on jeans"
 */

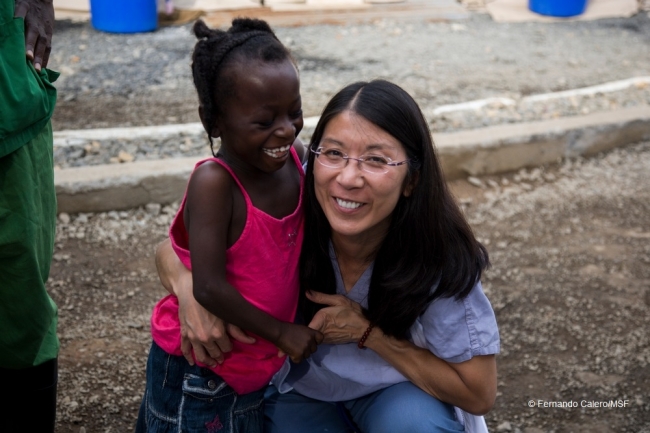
xmin=207 ymin=380 xmax=217 ymax=390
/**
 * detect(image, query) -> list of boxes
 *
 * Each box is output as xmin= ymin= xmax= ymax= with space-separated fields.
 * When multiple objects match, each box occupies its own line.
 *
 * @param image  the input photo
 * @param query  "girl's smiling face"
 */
xmin=313 ymin=110 xmax=414 ymax=244
xmin=212 ymin=58 xmax=303 ymax=173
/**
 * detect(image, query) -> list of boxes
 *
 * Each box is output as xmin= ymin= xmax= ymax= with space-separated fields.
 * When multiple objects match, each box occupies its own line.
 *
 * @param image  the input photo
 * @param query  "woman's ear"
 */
xmin=403 ymin=171 xmax=419 ymax=197
xmin=198 ymin=106 xmax=220 ymax=138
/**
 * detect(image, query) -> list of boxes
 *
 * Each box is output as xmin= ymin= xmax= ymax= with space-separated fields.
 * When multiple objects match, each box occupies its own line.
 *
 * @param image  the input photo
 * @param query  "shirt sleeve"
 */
xmin=413 ymin=282 xmax=500 ymax=363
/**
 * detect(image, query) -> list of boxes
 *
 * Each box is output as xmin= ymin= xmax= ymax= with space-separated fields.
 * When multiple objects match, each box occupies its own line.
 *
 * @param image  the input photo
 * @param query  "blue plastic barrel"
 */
xmin=529 ymin=0 xmax=588 ymax=17
xmin=90 ymin=0 xmax=157 ymax=33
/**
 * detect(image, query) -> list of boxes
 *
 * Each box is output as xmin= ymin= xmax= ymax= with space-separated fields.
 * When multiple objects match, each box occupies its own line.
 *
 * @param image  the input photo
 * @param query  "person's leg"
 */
xmin=345 ymin=382 xmax=465 ymax=433
xmin=0 ymin=357 xmax=58 ymax=433
xmin=264 ymin=385 xmax=350 ymax=433
xmin=0 ymin=124 xmax=58 ymax=433
xmin=137 ymin=342 xmax=262 ymax=433
xmin=231 ymin=386 xmax=265 ymax=433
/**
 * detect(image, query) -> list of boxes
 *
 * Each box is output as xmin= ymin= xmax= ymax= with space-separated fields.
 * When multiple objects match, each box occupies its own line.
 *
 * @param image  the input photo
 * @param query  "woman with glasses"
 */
xmin=156 ymin=80 xmax=499 ymax=432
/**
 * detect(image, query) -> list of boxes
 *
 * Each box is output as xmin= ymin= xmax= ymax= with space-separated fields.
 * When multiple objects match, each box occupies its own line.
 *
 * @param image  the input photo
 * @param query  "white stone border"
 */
xmin=54 ymin=76 xmax=650 ymax=149
xmin=54 ymin=106 xmax=650 ymax=213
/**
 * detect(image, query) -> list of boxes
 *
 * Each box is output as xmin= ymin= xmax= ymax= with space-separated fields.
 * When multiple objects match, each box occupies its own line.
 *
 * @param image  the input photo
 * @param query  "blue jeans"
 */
xmin=264 ymin=382 xmax=465 ymax=433
xmin=135 ymin=342 xmax=265 ymax=433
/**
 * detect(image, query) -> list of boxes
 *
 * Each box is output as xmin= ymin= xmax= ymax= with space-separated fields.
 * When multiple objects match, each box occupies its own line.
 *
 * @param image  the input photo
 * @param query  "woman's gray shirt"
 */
xmin=271 ymin=250 xmax=500 ymax=402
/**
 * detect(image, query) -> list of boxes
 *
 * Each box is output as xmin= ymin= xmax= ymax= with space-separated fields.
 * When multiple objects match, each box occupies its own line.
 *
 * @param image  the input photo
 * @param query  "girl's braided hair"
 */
xmin=191 ymin=18 xmax=295 ymax=155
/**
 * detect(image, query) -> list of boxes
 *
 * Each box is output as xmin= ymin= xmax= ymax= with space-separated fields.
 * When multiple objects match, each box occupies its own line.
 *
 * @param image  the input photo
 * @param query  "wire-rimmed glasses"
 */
xmin=310 ymin=147 xmax=411 ymax=175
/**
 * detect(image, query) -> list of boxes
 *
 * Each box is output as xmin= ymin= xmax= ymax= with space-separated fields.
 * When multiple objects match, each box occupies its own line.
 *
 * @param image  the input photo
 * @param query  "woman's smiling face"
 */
xmin=313 ymin=110 xmax=414 ymax=244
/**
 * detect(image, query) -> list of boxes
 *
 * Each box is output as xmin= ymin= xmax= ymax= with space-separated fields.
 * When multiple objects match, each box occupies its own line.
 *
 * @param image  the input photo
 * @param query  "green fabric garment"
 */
xmin=0 ymin=121 xmax=59 ymax=368
xmin=0 ymin=0 xmax=59 ymax=368
xmin=0 ymin=0 xmax=59 ymax=158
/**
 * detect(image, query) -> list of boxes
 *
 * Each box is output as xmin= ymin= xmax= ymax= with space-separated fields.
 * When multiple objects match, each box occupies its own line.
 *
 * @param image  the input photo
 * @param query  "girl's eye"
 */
xmin=291 ymin=109 xmax=303 ymax=119
xmin=256 ymin=120 xmax=274 ymax=128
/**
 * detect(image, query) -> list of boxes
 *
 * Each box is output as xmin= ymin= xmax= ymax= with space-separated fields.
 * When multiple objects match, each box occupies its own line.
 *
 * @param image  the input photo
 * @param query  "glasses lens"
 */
xmin=360 ymin=155 xmax=389 ymax=174
xmin=316 ymin=148 xmax=345 ymax=169
xmin=313 ymin=147 xmax=395 ymax=174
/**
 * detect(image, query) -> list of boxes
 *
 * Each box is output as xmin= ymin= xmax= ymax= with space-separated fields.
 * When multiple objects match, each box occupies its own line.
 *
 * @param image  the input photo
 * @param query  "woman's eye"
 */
xmin=322 ymin=149 xmax=343 ymax=159
xmin=364 ymin=155 xmax=389 ymax=165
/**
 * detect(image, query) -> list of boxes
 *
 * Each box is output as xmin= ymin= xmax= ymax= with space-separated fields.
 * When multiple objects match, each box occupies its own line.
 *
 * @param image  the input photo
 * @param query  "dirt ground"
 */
xmin=49 ymin=141 xmax=650 ymax=433
xmin=45 ymin=7 xmax=650 ymax=433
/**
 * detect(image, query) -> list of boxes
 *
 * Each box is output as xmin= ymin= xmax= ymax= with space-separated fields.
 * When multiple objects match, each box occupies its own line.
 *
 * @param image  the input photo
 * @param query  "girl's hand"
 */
xmin=305 ymin=291 xmax=369 ymax=345
xmin=275 ymin=323 xmax=323 ymax=363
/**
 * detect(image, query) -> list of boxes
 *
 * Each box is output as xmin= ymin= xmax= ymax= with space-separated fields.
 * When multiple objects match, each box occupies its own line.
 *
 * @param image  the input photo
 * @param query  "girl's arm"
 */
xmin=185 ymin=162 xmax=322 ymax=363
xmin=305 ymin=291 xmax=497 ymax=415
xmin=155 ymin=238 xmax=255 ymax=367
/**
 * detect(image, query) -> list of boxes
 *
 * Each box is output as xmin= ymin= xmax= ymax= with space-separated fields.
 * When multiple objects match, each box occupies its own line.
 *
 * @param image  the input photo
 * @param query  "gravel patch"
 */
xmin=49 ymin=12 xmax=650 ymax=168
xmin=50 ymin=140 xmax=650 ymax=432
xmin=50 ymin=13 xmax=650 ymax=131
xmin=52 ymin=81 xmax=650 ymax=169
xmin=45 ymin=7 xmax=650 ymax=432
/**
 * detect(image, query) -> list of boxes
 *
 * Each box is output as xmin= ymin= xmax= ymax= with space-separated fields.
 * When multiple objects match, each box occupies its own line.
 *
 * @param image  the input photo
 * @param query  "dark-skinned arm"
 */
xmin=186 ymin=162 xmax=322 ymax=363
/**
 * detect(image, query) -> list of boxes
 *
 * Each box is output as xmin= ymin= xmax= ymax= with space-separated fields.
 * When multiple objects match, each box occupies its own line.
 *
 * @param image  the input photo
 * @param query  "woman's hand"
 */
xmin=155 ymin=239 xmax=255 ymax=367
xmin=176 ymin=282 xmax=255 ymax=367
xmin=305 ymin=291 xmax=369 ymax=345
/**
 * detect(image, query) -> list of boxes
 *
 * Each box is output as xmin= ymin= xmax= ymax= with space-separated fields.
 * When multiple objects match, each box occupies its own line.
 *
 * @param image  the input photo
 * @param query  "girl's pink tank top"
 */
xmin=150 ymin=147 xmax=304 ymax=395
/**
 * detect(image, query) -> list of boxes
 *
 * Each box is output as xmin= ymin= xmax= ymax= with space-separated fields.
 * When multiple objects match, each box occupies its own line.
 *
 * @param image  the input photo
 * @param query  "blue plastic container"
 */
xmin=529 ymin=0 xmax=588 ymax=17
xmin=90 ymin=0 xmax=157 ymax=33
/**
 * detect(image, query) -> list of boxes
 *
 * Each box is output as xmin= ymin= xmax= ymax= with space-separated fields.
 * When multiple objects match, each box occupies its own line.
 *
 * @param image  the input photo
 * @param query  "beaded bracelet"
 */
xmin=357 ymin=323 xmax=375 ymax=349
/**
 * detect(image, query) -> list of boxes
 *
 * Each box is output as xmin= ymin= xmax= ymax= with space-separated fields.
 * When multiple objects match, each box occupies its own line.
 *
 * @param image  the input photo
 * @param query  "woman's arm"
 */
xmin=366 ymin=328 xmax=497 ymax=415
xmin=155 ymin=238 xmax=255 ymax=367
xmin=306 ymin=291 xmax=497 ymax=415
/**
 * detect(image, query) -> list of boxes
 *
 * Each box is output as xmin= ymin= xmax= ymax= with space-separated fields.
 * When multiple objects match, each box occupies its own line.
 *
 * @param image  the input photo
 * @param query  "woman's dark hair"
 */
xmin=191 ymin=18 xmax=294 ymax=155
xmin=300 ymin=80 xmax=490 ymax=339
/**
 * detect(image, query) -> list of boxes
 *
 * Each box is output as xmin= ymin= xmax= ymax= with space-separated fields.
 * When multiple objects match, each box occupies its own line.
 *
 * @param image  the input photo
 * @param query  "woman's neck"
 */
xmin=331 ymin=231 xmax=386 ymax=292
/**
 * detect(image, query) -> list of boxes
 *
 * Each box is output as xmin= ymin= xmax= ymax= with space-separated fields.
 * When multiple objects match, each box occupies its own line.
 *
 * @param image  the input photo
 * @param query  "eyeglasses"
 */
xmin=310 ymin=147 xmax=411 ymax=175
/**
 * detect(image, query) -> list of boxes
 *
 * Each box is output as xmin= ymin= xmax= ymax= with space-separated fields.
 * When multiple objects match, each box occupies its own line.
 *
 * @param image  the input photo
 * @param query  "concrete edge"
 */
xmin=52 ymin=76 xmax=650 ymax=146
xmin=53 ymin=116 xmax=321 ymax=146
xmin=54 ymin=106 xmax=650 ymax=213
xmin=435 ymin=106 xmax=650 ymax=179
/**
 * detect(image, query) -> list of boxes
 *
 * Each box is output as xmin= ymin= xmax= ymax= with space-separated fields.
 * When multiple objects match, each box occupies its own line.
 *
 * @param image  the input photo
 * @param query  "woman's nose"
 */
xmin=336 ymin=158 xmax=364 ymax=187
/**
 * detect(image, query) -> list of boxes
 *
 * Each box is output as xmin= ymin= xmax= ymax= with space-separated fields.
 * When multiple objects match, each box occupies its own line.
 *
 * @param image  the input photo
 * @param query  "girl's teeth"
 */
xmin=264 ymin=145 xmax=291 ymax=158
xmin=336 ymin=198 xmax=362 ymax=209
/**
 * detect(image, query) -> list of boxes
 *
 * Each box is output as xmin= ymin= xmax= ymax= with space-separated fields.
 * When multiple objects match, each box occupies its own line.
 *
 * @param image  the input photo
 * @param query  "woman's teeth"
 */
xmin=263 ymin=145 xmax=291 ymax=158
xmin=336 ymin=198 xmax=362 ymax=209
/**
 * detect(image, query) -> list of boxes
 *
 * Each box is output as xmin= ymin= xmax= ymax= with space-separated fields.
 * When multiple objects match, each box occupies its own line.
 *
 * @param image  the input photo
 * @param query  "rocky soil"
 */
xmin=50 ymin=141 xmax=650 ymax=433
xmin=49 ymin=12 xmax=650 ymax=132
xmin=44 ymin=6 xmax=650 ymax=433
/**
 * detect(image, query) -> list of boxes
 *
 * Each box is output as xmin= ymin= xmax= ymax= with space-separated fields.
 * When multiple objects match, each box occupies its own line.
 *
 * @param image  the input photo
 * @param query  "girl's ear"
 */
xmin=198 ymin=106 xmax=220 ymax=138
xmin=403 ymin=170 xmax=419 ymax=197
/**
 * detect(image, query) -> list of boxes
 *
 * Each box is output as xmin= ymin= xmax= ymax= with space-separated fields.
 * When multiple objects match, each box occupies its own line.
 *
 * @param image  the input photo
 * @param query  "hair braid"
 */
xmin=190 ymin=19 xmax=293 ymax=155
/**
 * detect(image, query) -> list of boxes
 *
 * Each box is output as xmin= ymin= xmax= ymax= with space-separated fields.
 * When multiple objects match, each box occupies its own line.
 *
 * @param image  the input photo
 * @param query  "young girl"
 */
xmin=136 ymin=19 xmax=322 ymax=433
